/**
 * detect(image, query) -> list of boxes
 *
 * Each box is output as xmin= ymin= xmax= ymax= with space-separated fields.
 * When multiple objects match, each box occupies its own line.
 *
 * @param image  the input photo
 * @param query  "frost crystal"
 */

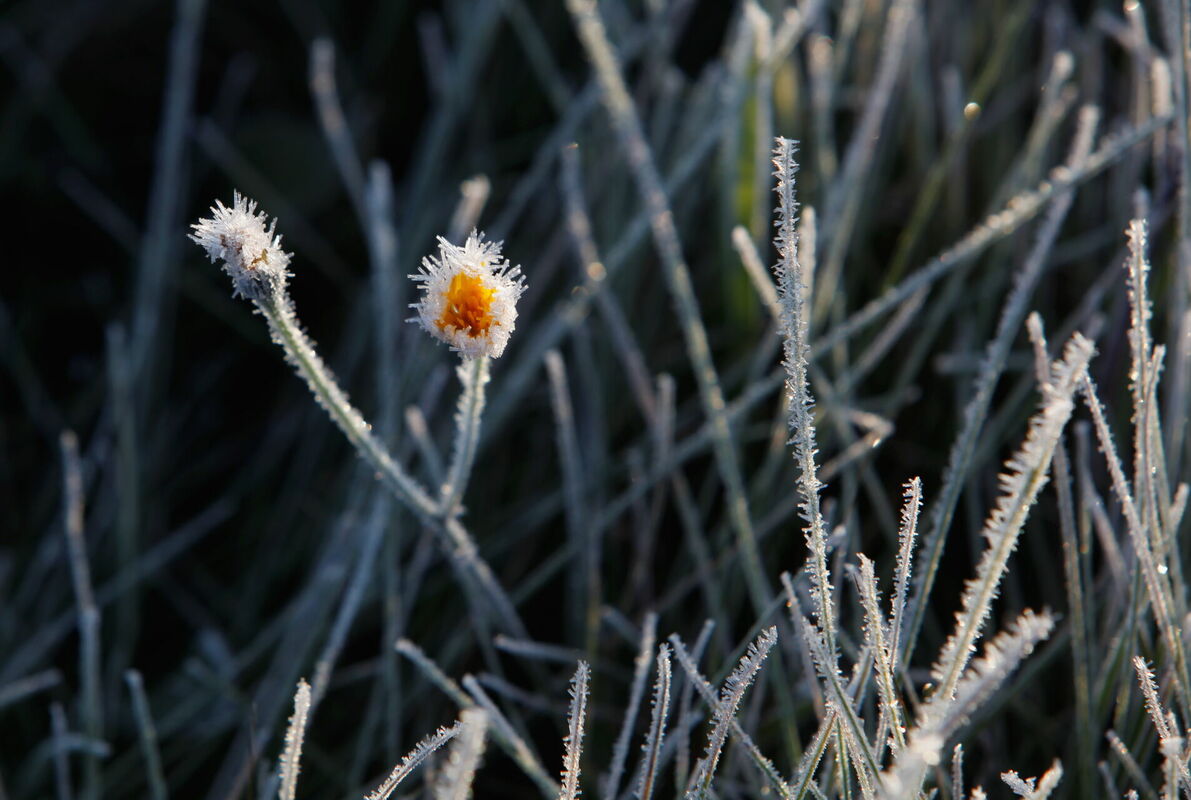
xmin=411 ymin=231 xmax=525 ymax=359
xmin=189 ymin=192 xmax=292 ymax=300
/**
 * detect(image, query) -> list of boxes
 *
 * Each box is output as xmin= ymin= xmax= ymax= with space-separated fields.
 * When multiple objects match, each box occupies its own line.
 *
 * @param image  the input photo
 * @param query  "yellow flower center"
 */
xmin=437 ymin=272 xmax=497 ymax=338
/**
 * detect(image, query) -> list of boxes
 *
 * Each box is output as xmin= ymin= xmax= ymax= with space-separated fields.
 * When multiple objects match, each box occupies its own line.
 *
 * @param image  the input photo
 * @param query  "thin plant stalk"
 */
xmin=441 ymin=355 xmax=491 ymax=516
xmin=559 ymin=662 xmax=590 ymax=800
xmin=60 ymin=431 xmax=101 ymax=800
xmin=637 ymin=645 xmax=672 ymax=800
xmin=253 ymin=288 xmax=525 ymax=636
xmin=366 ymin=724 xmax=461 ymax=800
xmin=604 ymin=613 xmax=657 ymax=800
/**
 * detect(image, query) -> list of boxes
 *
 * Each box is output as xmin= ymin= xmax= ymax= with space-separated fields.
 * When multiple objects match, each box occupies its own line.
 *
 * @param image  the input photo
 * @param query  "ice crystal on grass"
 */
xmin=411 ymin=231 xmax=525 ymax=358
xmin=365 ymin=724 xmax=462 ymax=800
xmin=558 ymin=662 xmax=590 ymax=800
xmin=278 ymin=679 xmax=311 ymax=800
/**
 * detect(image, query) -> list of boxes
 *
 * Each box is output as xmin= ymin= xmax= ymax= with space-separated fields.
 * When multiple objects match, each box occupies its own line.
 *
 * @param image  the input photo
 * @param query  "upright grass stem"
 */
xmin=442 ymin=356 xmax=490 ymax=516
xmin=60 ymin=431 xmax=101 ymax=800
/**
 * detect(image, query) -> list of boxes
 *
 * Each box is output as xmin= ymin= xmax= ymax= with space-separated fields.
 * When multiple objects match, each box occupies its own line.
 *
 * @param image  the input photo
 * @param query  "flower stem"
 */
xmin=258 ymin=288 xmax=439 ymax=518
xmin=255 ymin=288 xmax=528 ymax=636
xmin=441 ymin=355 xmax=490 ymax=516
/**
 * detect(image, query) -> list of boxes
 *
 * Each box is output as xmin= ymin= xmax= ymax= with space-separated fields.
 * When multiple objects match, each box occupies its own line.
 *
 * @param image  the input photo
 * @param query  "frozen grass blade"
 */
xmin=1132 ymin=657 xmax=1191 ymax=796
xmin=125 ymin=671 xmax=167 ymax=800
xmin=278 ymin=679 xmax=311 ymax=800
xmin=131 ymin=0 xmax=205 ymax=375
xmin=395 ymin=638 xmax=471 ymax=707
xmin=794 ymin=600 xmax=882 ymax=792
xmin=888 ymin=478 xmax=921 ymax=671
xmin=51 ymin=702 xmax=74 ymax=800
xmin=811 ymin=108 xmax=1170 ymax=360
xmin=462 ymin=675 xmax=560 ymax=798
xmin=559 ymin=662 xmax=590 ymax=800
xmin=745 ymin=1 xmax=775 ymax=243
xmin=930 ymin=332 xmax=1093 ymax=702
xmin=60 ymin=430 xmax=101 ymax=800
xmin=1002 ymin=760 xmax=1062 ymax=799
xmin=882 ymin=610 xmax=1055 ymax=799
xmin=604 ymin=613 xmax=657 ymax=800
xmin=815 ymin=0 xmax=915 ymax=323
xmin=0 ymin=668 xmax=60 ymax=710
xmin=1083 ymin=372 xmax=1191 ymax=719
xmin=772 ymin=137 xmax=836 ymax=656
xmin=668 ymin=633 xmax=792 ymax=800
xmin=398 ymin=638 xmax=555 ymax=796
xmin=365 ymin=161 xmax=401 ymax=443
xmin=566 ymin=0 xmax=772 ymax=615
xmin=1026 ymin=312 xmax=1093 ymax=791
xmin=732 ymin=224 xmax=781 ymax=322
xmin=448 ymin=175 xmax=491 ymax=245
xmin=365 ymin=724 xmax=461 ymax=800
xmin=636 ymin=645 xmax=672 ymax=800
xmin=545 ymin=350 xmax=598 ymax=653
xmin=855 ymin=554 xmax=904 ymax=756
xmin=1107 ymin=730 xmax=1158 ymax=800
xmin=674 ymin=621 xmax=715 ymax=793
xmin=310 ymin=518 xmax=385 ymax=707
xmin=434 ymin=708 xmax=488 ymax=800
xmin=952 ymin=744 xmax=964 ymax=800
xmin=405 ymin=405 xmax=445 ymax=484
xmin=688 ymin=627 xmax=777 ymax=798
xmin=494 ymin=636 xmax=583 ymax=665
xmin=905 ymin=106 xmax=1099 ymax=665
xmin=309 ymin=39 xmax=366 ymax=218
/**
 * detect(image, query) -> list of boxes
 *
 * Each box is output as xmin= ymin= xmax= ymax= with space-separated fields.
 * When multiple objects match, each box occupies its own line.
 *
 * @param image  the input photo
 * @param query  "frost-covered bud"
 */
xmin=189 ymin=192 xmax=292 ymax=300
xmin=410 ymin=231 xmax=525 ymax=359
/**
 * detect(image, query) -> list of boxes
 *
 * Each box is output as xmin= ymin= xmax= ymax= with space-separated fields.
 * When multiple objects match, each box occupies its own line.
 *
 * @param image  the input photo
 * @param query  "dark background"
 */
xmin=1 ymin=0 xmax=1186 ymax=798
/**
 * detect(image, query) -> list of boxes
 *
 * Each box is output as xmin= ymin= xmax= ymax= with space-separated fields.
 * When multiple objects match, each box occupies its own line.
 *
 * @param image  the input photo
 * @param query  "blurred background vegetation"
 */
xmin=2 ymin=0 xmax=1188 ymax=797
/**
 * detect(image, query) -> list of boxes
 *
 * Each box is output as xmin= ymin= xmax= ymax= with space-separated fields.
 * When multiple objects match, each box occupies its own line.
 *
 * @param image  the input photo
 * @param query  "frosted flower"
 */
xmin=410 ymin=231 xmax=525 ymax=359
xmin=189 ymin=192 xmax=292 ymax=299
